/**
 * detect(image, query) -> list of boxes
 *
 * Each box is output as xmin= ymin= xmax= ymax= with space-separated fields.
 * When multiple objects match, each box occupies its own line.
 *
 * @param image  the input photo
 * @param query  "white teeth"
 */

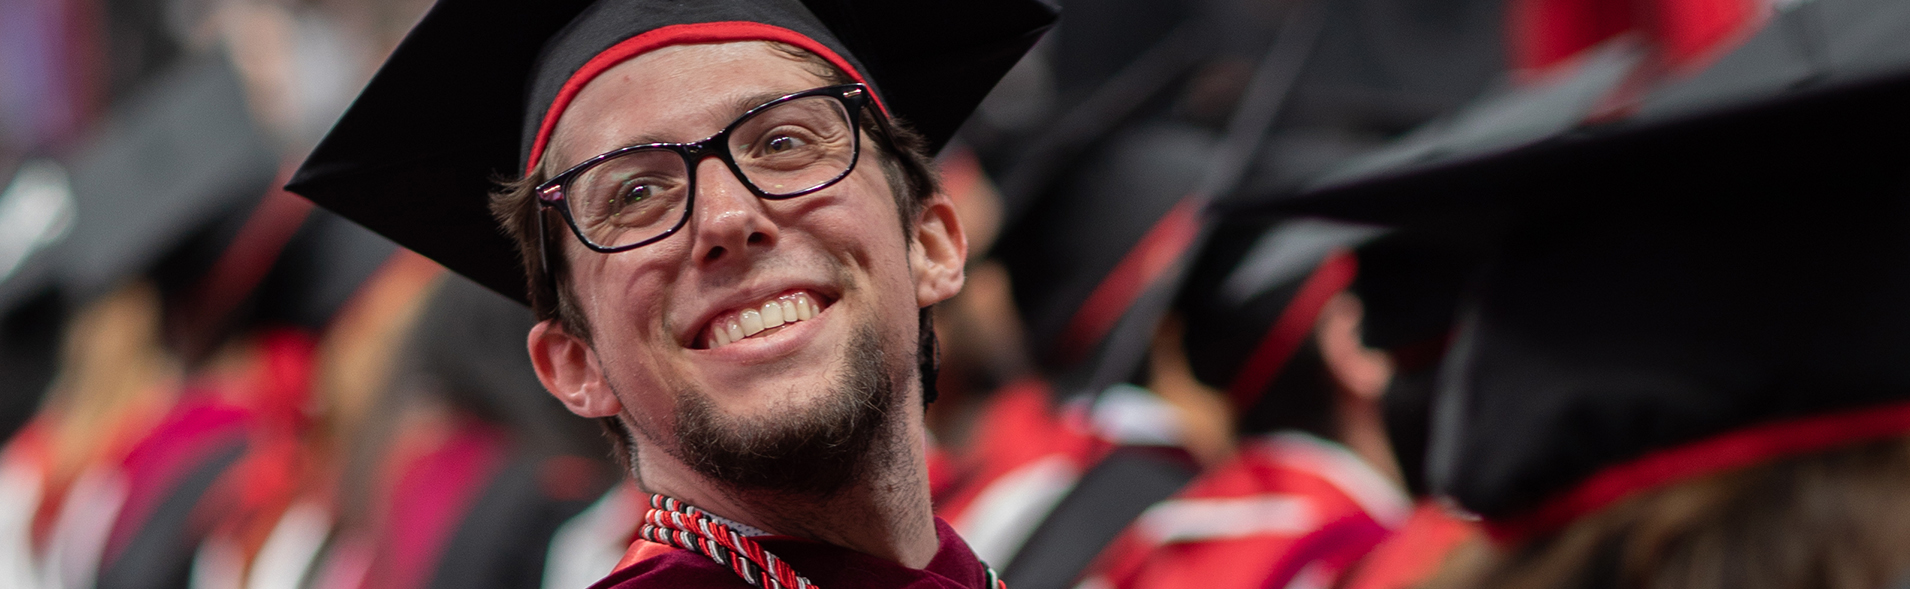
xmin=706 ymin=292 xmax=825 ymax=349
xmin=762 ymin=300 xmax=784 ymax=328
xmin=740 ymin=309 xmax=764 ymax=336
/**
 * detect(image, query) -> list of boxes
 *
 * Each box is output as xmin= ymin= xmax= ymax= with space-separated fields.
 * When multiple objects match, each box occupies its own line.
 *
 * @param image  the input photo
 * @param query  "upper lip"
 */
xmin=679 ymin=278 xmax=837 ymax=348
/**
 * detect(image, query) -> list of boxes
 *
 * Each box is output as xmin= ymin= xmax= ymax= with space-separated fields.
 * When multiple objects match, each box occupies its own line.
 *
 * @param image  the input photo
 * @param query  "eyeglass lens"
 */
xmin=567 ymin=94 xmax=856 ymax=249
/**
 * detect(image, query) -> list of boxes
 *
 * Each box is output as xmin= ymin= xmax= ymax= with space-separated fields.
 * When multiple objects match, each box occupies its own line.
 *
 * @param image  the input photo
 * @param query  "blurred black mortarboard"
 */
xmin=286 ymin=0 xmax=1057 ymax=305
xmin=995 ymin=122 xmax=1215 ymax=376
xmin=1218 ymin=0 xmax=1910 ymax=539
xmin=54 ymin=52 xmax=281 ymax=303
xmin=1176 ymin=218 xmax=1379 ymax=428
xmin=22 ymin=49 xmax=399 ymax=360
xmin=24 ymin=51 xmax=328 ymax=363
xmin=1347 ymin=228 xmax=1484 ymax=358
xmin=1345 ymin=228 xmax=1485 ymax=496
xmin=250 ymin=210 xmax=400 ymax=332
xmin=406 ymin=274 xmax=606 ymax=458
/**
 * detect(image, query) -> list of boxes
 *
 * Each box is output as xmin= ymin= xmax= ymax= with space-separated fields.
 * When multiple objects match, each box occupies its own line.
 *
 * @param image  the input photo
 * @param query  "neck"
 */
xmin=637 ymin=408 xmax=941 ymax=569
xmin=1335 ymin=394 xmax=1404 ymax=488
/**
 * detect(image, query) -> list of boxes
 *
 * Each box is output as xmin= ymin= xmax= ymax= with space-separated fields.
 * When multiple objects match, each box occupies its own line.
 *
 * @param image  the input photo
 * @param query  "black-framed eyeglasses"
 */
xmin=536 ymin=84 xmax=874 ymax=254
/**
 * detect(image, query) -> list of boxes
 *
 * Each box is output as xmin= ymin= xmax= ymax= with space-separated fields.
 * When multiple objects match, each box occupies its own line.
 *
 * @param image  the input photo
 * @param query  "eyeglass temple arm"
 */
xmin=537 ymin=203 xmax=560 ymax=301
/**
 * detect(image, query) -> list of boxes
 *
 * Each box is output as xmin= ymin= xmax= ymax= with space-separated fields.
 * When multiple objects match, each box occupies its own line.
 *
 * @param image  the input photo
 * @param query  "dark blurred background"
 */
xmin=11 ymin=0 xmax=1900 ymax=588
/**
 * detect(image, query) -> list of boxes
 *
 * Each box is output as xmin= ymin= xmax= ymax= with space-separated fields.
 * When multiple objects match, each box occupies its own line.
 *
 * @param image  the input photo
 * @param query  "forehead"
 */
xmin=548 ymin=41 xmax=834 ymax=169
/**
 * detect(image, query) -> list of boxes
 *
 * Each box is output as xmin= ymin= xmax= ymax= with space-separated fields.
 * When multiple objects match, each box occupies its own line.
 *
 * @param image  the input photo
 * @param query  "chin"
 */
xmin=665 ymin=320 xmax=910 ymax=496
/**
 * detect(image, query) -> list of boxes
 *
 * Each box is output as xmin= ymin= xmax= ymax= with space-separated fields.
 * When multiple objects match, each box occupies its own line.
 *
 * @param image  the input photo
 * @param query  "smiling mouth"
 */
xmin=703 ymin=291 xmax=826 ymax=349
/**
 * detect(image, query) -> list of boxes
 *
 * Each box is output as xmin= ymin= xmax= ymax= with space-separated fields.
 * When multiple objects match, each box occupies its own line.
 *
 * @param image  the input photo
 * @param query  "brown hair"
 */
xmin=489 ymin=41 xmax=942 ymax=468
xmin=1430 ymin=435 xmax=1910 ymax=589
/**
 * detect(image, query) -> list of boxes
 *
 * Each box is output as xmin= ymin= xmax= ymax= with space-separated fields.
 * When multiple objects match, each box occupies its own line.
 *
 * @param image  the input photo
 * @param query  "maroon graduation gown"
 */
xmin=590 ymin=518 xmax=995 ymax=589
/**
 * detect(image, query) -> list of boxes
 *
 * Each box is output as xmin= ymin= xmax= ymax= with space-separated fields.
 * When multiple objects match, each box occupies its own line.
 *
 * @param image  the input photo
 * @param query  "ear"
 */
xmin=527 ymin=319 xmax=622 ymax=418
xmin=1315 ymin=293 xmax=1394 ymax=402
xmin=909 ymin=193 xmax=968 ymax=307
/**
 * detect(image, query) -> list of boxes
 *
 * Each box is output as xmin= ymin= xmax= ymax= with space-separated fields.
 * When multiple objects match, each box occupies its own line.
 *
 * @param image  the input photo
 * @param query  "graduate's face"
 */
xmin=527 ymin=42 xmax=966 ymax=492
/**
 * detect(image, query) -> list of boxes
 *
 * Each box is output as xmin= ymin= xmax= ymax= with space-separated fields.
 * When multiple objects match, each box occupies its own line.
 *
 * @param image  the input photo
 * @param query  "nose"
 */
xmin=688 ymin=157 xmax=777 ymax=265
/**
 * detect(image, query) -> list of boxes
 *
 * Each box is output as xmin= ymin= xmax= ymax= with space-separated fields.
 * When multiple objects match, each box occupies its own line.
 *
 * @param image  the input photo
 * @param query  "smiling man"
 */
xmin=286 ymin=1 xmax=1055 ymax=587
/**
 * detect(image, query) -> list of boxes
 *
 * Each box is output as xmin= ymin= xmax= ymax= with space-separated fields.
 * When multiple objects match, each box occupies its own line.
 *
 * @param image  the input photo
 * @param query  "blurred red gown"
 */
xmin=1078 ymin=433 xmax=1410 ymax=589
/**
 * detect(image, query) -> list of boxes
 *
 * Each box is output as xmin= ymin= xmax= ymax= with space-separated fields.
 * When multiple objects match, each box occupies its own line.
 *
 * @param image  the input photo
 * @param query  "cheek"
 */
xmin=806 ymin=171 xmax=911 ymax=265
xmin=570 ymin=250 xmax=677 ymax=355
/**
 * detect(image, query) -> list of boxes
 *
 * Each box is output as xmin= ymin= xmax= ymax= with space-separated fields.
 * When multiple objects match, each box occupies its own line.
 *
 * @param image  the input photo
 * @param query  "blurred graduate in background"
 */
xmin=1227 ymin=0 xmax=1910 ymax=586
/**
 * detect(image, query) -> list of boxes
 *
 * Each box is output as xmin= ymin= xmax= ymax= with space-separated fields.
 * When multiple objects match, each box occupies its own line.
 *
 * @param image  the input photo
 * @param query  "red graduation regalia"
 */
xmin=935 ymin=378 xmax=1111 ymax=531
xmin=1338 ymin=501 xmax=1482 ymax=589
xmin=358 ymin=415 xmax=510 ymax=589
xmin=592 ymin=518 xmax=999 ymax=589
xmin=1079 ymin=433 xmax=1410 ymax=589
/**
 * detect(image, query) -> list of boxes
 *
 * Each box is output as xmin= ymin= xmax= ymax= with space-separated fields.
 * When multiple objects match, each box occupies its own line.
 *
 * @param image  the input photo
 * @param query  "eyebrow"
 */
xmin=728 ymin=90 xmax=799 ymax=116
xmin=603 ymin=88 xmax=806 ymax=150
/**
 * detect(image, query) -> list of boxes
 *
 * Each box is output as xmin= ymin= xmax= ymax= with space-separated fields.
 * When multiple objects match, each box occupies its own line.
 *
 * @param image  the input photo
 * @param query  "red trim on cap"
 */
xmin=1224 ymin=250 xmax=1358 ymax=411
xmin=1485 ymin=398 xmax=1910 ymax=543
xmin=526 ymin=21 xmax=881 ymax=175
xmin=1055 ymin=196 xmax=1204 ymax=366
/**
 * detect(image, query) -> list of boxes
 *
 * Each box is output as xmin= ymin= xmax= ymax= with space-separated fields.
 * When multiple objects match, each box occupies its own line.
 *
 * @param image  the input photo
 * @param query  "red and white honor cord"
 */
xmin=640 ymin=494 xmax=1008 ymax=589
xmin=641 ymin=494 xmax=817 ymax=589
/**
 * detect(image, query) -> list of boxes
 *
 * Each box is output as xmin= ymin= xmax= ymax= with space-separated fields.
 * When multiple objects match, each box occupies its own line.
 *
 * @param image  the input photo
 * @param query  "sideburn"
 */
xmin=672 ymin=322 xmax=903 ymax=497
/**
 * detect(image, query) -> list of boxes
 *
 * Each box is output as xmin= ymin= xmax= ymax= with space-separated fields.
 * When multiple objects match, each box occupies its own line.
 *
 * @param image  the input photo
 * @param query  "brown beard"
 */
xmin=667 ymin=322 xmax=904 ymax=497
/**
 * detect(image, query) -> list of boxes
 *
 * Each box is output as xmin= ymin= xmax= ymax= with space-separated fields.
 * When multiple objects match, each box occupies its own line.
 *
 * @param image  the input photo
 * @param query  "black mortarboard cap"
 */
xmin=54 ymin=52 xmax=280 ymax=302
xmin=250 ymin=210 xmax=399 ymax=332
xmin=1218 ymin=0 xmax=1910 ymax=537
xmin=1348 ymin=228 xmax=1483 ymax=355
xmin=1220 ymin=0 xmax=1910 ymax=223
xmin=287 ymin=0 xmax=1057 ymax=305
xmin=1175 ymin=218 xmax=1377 ymax=421
xmin=993 ymin=122 xmax=1215 ymax=374
xmin=407 ymin=274 xmax=607 ymax=457
xmin=1348 ymin=227 xmax=1485 ymax=497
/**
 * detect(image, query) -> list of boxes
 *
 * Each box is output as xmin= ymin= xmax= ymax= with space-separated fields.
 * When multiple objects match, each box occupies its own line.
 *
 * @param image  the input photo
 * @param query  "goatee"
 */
xmin=671 ymin=323 xmax=903 ymax=497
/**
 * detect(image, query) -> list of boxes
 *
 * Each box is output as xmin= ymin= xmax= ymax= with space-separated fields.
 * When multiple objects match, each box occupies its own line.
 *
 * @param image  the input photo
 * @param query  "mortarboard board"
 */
xmin=53 ymin=52 xmax=282 ymax=304
xmin=1217 ymin=0 xmax=1910 ymax=540
xmin=11 ymin=52 xmax=304 ymax=364
xmin=286 ymin=0 xmax=1057 ymax=306
xmin=1218 ymin=0 xmax=1910 ymax=223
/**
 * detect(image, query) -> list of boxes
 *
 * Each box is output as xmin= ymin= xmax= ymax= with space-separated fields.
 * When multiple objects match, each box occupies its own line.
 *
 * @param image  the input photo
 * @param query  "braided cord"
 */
xmin=983 ymin=561 xmax=1007 ymax=589
xmin=641 ymin=494 xmax=1010 ymax=589
xmin=641 ymin=495 xmax=817 ymax=589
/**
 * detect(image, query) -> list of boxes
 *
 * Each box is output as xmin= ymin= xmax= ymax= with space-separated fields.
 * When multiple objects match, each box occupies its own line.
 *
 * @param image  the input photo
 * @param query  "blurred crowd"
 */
xmin=6 ymin=0 xmax=1910 ymax=588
